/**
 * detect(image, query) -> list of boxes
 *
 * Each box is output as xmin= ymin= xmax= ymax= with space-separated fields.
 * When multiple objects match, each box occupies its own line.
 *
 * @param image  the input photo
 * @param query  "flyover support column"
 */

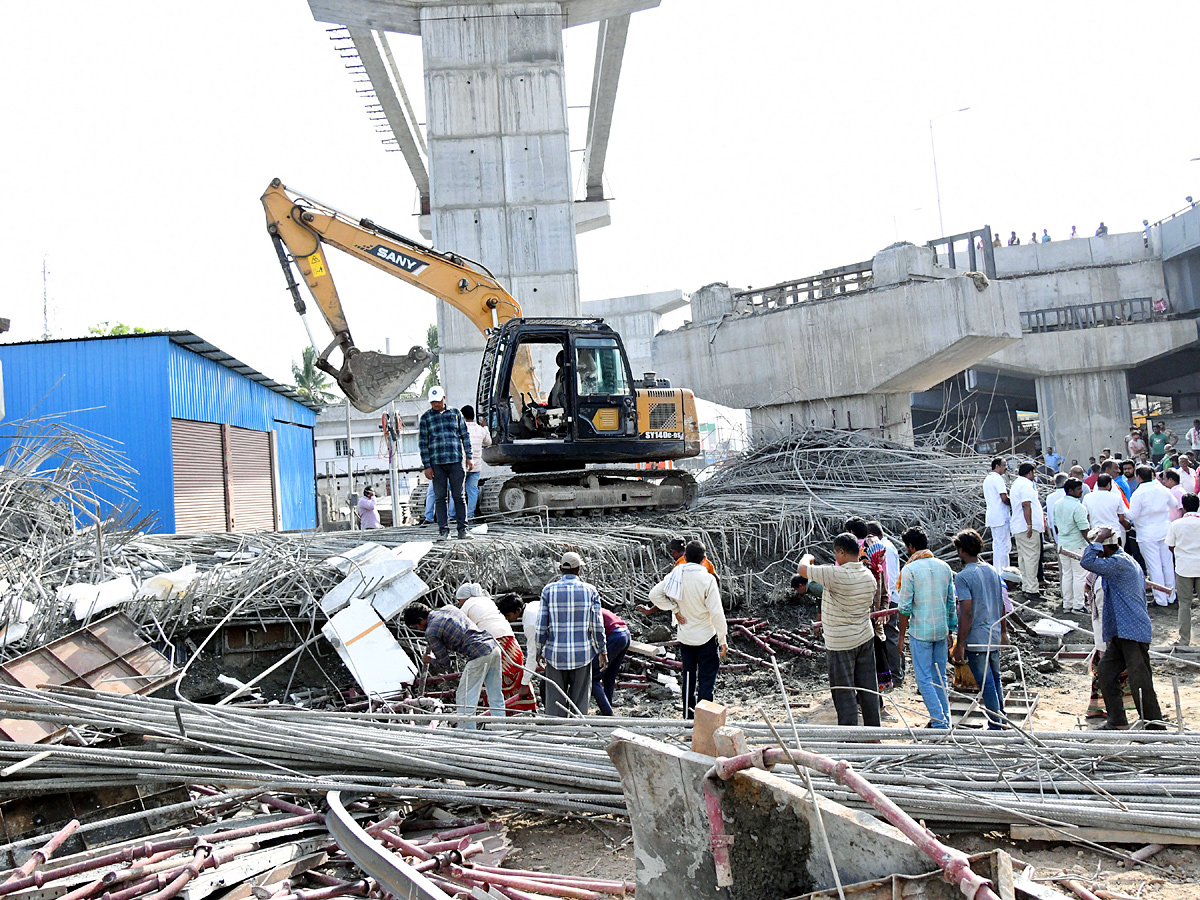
xmin=1034 ymin=370 xmax=1131 ymax=465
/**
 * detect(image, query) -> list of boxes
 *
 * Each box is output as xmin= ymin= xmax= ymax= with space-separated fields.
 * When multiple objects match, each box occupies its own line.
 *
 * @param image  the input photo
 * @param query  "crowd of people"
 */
xmin=390 ymin=384 xmax=1188 ymax=732
xmin=982 ymin=223 xmax=1106 ymax=249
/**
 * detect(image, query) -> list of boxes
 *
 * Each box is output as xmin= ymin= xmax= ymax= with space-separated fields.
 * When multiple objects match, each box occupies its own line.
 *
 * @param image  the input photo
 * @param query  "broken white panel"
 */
xmin=322 ymin=600 xmax=417 ymax=695
xmin=61 ymin=576 xmax=136 ymax=620
xmin=320 ymin=559 xmax=417 ymax=616
xmin=321 ymin=542 xmax=391 ymax=575
xmin=369 ymin=568 xmax=430 ymax=622
xmin=137 ymin=564 xmax=198 ymax=601
xmin=0 ymin=623 xmax=28 ymax=648
xmin=392 ymin=541 xmax=434 ymax=566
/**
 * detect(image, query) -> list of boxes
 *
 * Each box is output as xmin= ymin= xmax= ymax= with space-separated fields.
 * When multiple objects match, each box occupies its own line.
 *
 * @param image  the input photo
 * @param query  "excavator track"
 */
xmin=476 ymin=468 xmax=697 ymax=517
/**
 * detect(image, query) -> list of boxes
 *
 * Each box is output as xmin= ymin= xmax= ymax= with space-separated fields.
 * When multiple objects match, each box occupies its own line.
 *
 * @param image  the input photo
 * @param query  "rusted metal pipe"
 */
xmin=709 ymin=748 xmax=1001 ymax=900
xmin=450 ymin=866 xmax=604 ymax=899
xmin=701 ymin=768 xmax=734 ymax=887
xmin=0 ymin=819 xmax=80 ymax=886
xmin=469 ymin=865 xmax=635 ymax=894
xmin=143 ymin=847 xmax=212 ymax=900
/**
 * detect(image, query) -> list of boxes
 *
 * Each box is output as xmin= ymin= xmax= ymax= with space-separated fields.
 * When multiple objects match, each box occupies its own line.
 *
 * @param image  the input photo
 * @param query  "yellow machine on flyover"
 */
xmin=261 ymin=179 xmax=700 ymax=515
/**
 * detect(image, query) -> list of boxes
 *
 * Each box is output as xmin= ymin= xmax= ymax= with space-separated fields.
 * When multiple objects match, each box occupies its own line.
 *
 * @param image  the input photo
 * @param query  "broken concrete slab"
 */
xmin=607 ymin=729 xmax=931 ymax=900
xmin=321 ymin=601 xmax=418 ymax=697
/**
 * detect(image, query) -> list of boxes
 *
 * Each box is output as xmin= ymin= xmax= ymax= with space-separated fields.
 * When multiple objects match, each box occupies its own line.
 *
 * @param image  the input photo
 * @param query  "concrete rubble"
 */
xmin=0 ymin=421 xmax=1197 ymax=899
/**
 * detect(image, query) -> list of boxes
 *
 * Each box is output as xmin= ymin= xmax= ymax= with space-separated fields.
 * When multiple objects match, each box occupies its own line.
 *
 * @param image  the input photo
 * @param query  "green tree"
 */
xmin=89 ymin=322 xmax=149 ymax=335
xmin=420 ymin=323 xmax=440 ymax=396
xmin=291 ymin=345 xmax=338 ymax=406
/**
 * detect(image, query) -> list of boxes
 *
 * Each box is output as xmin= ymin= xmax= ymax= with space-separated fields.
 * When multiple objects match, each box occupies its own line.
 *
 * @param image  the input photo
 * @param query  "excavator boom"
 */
xmin=261 ymin=179 xmax=528 ymax=411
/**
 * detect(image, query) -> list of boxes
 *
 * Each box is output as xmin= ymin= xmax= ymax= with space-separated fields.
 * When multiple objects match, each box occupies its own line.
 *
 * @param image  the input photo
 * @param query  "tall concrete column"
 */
xmin=422 ymin=3 xmax=581 ymax=406
xmin=1034 ymin=370 xmax=1131 ymax=464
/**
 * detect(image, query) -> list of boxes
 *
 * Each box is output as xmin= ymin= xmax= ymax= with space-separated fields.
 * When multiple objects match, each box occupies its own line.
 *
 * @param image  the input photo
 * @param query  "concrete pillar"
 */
xmin=689 ymin=283 xmax=745 ymax=323
xmin=872 ymin=243 xmax=935 ymax=287
xmin=422 ymin=2 xmax=581 ymax=406
xmin=748 ymin=393 xmax=914 ymax=444
xmin=1035 ymin=370 xmax=1131 ymax=464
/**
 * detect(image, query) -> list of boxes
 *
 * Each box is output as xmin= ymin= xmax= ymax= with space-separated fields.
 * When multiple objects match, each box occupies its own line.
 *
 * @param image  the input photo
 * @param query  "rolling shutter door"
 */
xmin=171 ymin=420 xmax=227 ymax=533
xmin=228 ymin=426 xmax=277 ymax=532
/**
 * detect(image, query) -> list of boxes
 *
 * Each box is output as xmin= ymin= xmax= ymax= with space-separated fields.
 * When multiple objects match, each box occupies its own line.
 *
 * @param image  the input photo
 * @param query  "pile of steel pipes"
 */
xmin=2 ymin=687 xmax=1200 ymax=839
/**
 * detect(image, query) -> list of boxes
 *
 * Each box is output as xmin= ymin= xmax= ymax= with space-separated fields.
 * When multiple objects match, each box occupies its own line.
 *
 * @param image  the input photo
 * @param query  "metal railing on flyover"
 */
xmin=1020 ymin=297 xmax=1164 ymax=333
xmin=734 ymin=259 xmax=874 ymax=309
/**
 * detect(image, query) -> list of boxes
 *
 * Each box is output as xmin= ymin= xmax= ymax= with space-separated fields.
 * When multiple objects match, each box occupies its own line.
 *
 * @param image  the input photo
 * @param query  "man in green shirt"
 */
xmin=1053 ymin=478 xmax=1091 ymax=612
xmin=1148 ymin=421 xmax=1176 ymax=466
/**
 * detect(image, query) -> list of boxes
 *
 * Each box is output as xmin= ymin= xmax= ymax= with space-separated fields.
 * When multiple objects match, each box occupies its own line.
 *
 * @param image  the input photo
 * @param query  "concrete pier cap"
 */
xmin=652 ymin=243 xmax=1023 ymax=444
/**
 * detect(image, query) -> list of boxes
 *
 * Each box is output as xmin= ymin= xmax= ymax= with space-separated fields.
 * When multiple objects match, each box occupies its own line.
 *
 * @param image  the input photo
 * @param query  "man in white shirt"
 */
xmin=983 ymin=458 xmax=1012 ymax=570
xmin=649 ymin=540 xmax=727 ymax=718
xmin=1187 ymin=419 xmax=1200 ymax=452
xmin=1167 ymin=494 xmax=1200 ymax=644
xmin=1009 ymin=461 xmax=1045 ymax=595
xmin=1083 ymin=474 xmax=1131 ymax=542
xmin=460 ymin=405 xmax=492 ymax=520
xmin=1128 ymin=464 xmax=1181 ymax=606
xmin=1044 ymin=473 xmax=1068 ymax=544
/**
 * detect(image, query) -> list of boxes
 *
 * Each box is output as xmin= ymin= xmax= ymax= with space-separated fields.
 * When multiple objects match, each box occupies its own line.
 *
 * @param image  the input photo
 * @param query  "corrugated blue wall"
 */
xmin=166 ymin=343 xmax=316 ymax=530
xmin=0 ymin=336 xmax=317 ymax=533
xmin=0 ymin=336 xmax=174 ymax=529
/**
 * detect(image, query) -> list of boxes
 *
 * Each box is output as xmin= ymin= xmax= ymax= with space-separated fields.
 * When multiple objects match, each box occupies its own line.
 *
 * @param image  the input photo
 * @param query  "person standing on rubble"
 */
xmin=951 ymin=529 xmax=1006 ymax=730
xmin=897 ymin=527 xmax=957 ymax=730
xmin=537 ymin=552 xmax=606 ymax=717
xmin=650 ymin=540 xmax=727 ymax=719
xmin=799 ymin=533 xmax=880 ymax=727
xmin=867 ymin=521 xmax=905 ymax=687
xmin=667 ymin=536 xmax=718 ymax=580
xmin=403 ymin=601 xmax=506 ymax=729
xmin=1009 ymin=462 xmax=1045 ymax=597
xmin=357 ymin=486 xmax=380 ymax=529
xmin=983 ymin=458 xmax=1012 ymax=571
xmin=457 ymin=585 xmax=537 ymax=713
xmin=418 ymin=386 xmax=471 ymax=540
xmin=1080 ymin=526 xmax=1166 ymax=730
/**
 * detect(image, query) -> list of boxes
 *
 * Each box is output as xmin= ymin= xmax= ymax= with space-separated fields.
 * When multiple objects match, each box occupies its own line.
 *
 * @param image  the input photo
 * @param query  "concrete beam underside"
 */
xmin=582 ymin=14 xmax=629 ymax=201
xmin=420 ymin=2 xmax=582 ymax=405
xmin=309 ymin=0 xmax=661 ymax=35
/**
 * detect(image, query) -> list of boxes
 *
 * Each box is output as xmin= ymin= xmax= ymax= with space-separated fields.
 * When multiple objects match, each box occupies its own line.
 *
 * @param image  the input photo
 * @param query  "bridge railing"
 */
xmin=1020 ymin=297 xmax=1165 ymax=333
xmin=733 ymin=260 xmax=874 ymax=309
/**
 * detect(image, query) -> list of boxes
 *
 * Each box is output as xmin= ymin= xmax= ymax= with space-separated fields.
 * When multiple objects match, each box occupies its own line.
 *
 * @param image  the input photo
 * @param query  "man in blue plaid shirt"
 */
xmin=537 ymin=552 xmax=606 ymax=717
xmin=418 ymin=386 xmax=471 ymax=539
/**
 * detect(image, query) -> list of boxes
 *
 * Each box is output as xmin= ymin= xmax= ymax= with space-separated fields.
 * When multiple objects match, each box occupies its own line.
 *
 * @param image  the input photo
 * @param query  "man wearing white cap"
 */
xmin=418 ymin=387 xmax=471 ymax=539
xmin=537 ymin=552 xmax=606 ymax=717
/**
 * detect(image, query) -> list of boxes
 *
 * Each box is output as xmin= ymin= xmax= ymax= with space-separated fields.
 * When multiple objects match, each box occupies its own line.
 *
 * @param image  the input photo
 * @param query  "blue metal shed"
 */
xmin=0 ymin=332 xmax=319 ymax=533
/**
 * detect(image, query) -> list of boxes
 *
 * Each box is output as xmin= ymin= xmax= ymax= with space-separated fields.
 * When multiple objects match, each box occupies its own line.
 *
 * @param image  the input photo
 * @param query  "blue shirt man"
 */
xmin=1080 ymin=529 xmax=1164 ymax=730
xmin=418 ymin=387 xmax=471 ymax=537
xmin=537 ymin=552 xmax=606 ymax=717
xmin=1044 ymin=449 xmax=1063 ymax=473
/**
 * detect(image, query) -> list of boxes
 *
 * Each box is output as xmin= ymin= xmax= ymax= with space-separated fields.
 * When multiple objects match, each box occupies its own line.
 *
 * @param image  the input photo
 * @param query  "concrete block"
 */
xmin=425 ymin=70 xmax=501 ymax=137
xmin=501 ymin=134 xmax=572 ymax=205
xmin=322 ymin=542 xmax=390 ymax=575
xmin=872 ymin=243 xmax=935 ymax=286
xmin=690 ymin=700 xmax=727 ymax=756
xmin=607 ymin=730 xmax=933 ymax=900
xmin=322 ymin=601 xmax=418 ymax=696
xmin=689 ymin=283 xmax=740 ymax=323
xmin=320 ymin=558 xmax=417 ymax=616
xmin=369 ymin=569 xmax=430 ymax=621
xmin=711 ymin=726 xmax=749 ymax=758
xmin=505 ymin=204 xmax=579 ymax=274
xmin=499 ymin=69 xmax=567 ymax=133
xmin=427 ymin=137 xmax=505 ymax=207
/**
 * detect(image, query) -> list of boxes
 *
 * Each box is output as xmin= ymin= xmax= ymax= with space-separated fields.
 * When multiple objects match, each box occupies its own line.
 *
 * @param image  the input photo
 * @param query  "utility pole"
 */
xmin=344 ymin=397 xmax=355 ymax=528
xmin=42 ymin=258 xmax=51 ymax=339
xmin=386 ymin=338 xmax=400 ymax=525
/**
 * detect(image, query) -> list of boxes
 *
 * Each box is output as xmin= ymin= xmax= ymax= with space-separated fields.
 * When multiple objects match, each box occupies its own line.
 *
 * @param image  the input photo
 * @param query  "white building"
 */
xmin=315 ymin=396 xmax=430 ymax=522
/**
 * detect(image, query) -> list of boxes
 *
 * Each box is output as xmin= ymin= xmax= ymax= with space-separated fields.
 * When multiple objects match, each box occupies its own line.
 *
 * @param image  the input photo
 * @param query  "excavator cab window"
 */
xmin=503 ymin=335 xmax=568 ymax=440
xmin=575 ymin=340 xmax=629 ymax=397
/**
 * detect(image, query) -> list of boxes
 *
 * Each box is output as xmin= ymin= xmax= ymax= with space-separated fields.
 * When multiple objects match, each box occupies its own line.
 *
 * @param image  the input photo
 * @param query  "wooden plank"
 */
xmin=211 ymin=850 xmax=327 ymax=900
xmin=1010 ymin=826 xmax=1200 ymax=846
xmin=181 ymin=838 xmax=328 ymax=900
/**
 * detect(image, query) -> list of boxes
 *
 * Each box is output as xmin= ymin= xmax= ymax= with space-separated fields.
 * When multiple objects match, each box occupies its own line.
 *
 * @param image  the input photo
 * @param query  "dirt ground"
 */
xmin=536 ymin=567 xmax=1200 ymax=897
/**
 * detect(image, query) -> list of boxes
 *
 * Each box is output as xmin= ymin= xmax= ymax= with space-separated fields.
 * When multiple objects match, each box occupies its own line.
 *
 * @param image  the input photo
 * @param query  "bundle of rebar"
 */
xmin=2 ymin=687 xmax=1199 ymax=839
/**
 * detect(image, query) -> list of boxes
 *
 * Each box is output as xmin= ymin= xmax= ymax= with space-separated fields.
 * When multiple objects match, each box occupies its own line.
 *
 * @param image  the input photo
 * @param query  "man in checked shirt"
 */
xmin=537 ymin=552 xmax=606 ymax=717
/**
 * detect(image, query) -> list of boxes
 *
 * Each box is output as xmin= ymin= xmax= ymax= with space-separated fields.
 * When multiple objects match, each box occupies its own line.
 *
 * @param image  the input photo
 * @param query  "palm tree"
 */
xmin=420 ymin=323 xmax=440 ymax=396
xmin=291 ymin=346 xmax=338 ymax=406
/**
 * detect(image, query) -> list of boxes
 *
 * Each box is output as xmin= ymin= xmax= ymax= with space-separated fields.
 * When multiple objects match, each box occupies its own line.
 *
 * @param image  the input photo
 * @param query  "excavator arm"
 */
xmin=262 ymin=178 xmax=532 ymax=411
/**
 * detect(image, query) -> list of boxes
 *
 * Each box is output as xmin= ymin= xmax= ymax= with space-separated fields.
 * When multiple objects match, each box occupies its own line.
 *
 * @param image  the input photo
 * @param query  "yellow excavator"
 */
xmin=262 ymin=179 xmax=701 ymax=515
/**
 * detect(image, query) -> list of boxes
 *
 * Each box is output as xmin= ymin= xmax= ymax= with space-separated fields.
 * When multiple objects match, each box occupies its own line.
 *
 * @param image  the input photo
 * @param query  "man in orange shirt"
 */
xmin=640 ymin=538 xmax=719 ymax=615
xmin=668 ymin=537 xmax=718 ymax=581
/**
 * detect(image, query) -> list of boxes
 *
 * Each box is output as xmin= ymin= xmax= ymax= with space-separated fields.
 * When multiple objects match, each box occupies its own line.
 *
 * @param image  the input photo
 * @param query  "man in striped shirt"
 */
xmin=537 ymin=552 xmax=606 ymax=717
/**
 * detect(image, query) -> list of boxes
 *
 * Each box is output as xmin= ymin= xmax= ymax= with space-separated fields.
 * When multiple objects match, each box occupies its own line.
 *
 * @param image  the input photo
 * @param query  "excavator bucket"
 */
xmin=337 ymin=346 xmax=432 ymax=412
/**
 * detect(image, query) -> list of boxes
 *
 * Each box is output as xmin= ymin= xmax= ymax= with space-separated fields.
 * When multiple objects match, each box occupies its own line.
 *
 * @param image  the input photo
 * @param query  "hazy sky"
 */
xmin=4 ymin=1 xmax=1198 ymax=387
